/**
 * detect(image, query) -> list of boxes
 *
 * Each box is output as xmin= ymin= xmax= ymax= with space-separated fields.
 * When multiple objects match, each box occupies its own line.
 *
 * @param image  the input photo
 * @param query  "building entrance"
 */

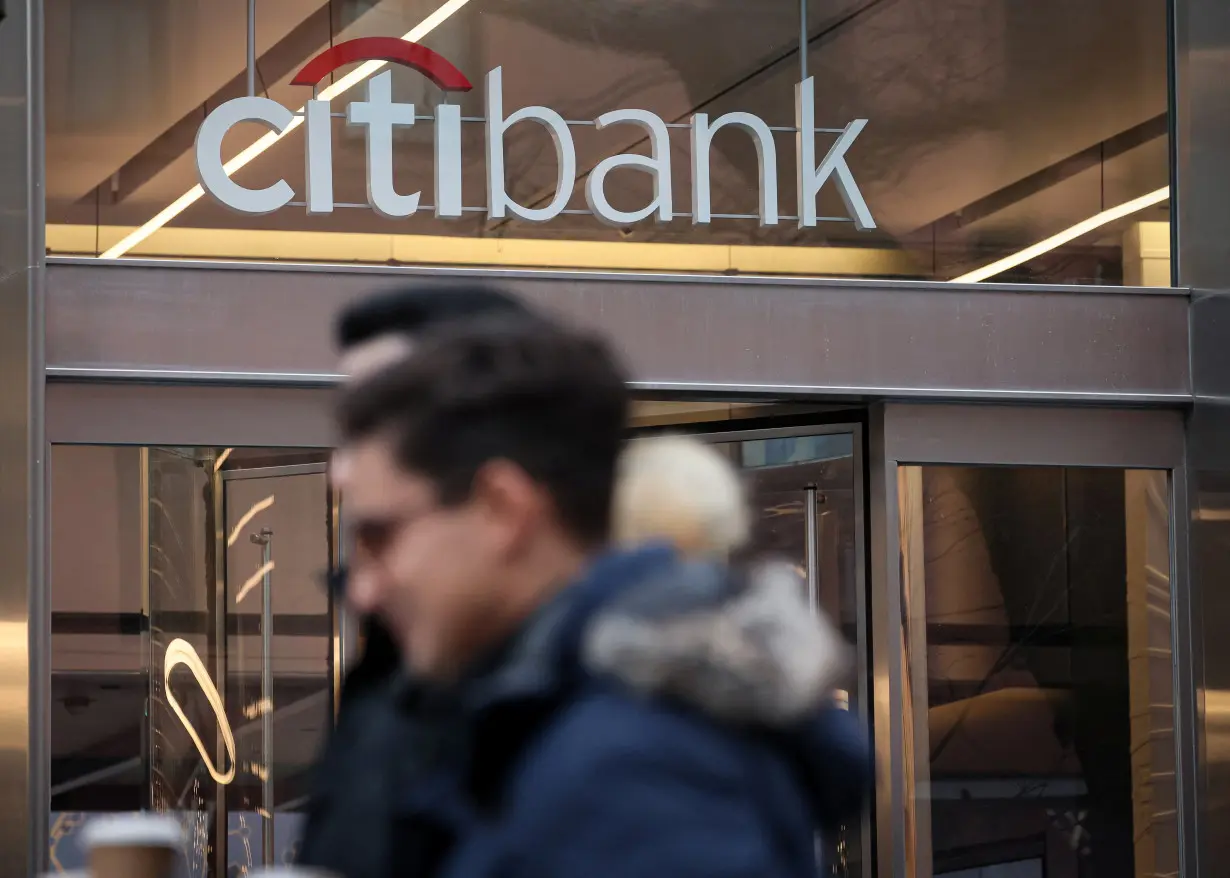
xmin=46 ymin=423 xmax=869 ymax=877
xmin=44 ymin=401 xmax=1193 ymax=878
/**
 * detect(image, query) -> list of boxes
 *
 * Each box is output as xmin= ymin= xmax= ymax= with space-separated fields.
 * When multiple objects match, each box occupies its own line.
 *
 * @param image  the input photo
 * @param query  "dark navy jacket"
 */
xmin=397 ymin=544 xmax=873 ymax=878
xmin=298 ymin=620 xmax=411 ymax=877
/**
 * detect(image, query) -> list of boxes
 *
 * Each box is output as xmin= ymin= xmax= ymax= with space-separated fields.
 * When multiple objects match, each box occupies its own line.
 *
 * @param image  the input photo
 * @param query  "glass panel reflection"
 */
xmin=716 ymin=432 xmax=866 ymax=878
xmin=50 ymin=445 xmax=337 ymax=877
xmin=45 ymin=0 xmax=1170 ymax=284
xmin=221 ymin=461 xmax=331 ymax=872
xmin=50 ymin=432 xmax=869 ymax=875
xmin=50 ymin=446 xmax=148 ymax=870
xmin=899 ymin=466 xmax=1177 ymax=878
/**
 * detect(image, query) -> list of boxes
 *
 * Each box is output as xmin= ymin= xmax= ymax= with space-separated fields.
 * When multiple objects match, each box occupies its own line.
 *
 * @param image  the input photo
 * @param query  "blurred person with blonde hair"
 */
xmin=595 ymin=433 xmax=872 ymax=847
xmin=613 ymin=434 xmax=750 ymax=558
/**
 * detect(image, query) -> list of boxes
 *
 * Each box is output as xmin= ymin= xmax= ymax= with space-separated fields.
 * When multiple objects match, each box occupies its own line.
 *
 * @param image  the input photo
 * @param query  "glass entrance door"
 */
xmin=693 ymin=426 xmax=870 ymax=878
xmin=896 ymin=465 xmax=1178 ymax=878
xmin=218 ymin=460 xmax=335 ymax=873
xmin=48 ymin=430 xmax=871 ymax=877
xmin=870 ymin=404 xmax=1190 ymax=878
xmin=145 ymin=447 xmax=215 ymax=878
xmin=140 ymin=449 xmax=342 ymax=876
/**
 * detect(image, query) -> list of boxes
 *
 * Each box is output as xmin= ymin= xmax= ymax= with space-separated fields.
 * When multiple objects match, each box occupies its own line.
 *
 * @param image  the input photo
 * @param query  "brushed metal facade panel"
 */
xmin=884 ymin=404 xmax=1187 ymax=468
xmin=46 ymin=383 xmax=336 ymax=448
xmin=1178 ymin=0 xmax=1230 ymax=866
xmin=46 ymin=260 xmax=1191 ymax=402
xmin=0 ymin=2 xmax=45 ymax=875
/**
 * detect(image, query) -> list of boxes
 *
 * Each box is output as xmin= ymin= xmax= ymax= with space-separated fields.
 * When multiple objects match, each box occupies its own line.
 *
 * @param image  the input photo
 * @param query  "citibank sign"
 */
xmin=195 ymin=37 xmax=875 ymax=230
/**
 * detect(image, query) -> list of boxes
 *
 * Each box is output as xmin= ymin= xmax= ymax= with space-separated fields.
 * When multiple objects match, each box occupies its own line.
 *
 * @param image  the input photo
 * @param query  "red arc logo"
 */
xmin=291 ymin=37 xmax=473 ymax=92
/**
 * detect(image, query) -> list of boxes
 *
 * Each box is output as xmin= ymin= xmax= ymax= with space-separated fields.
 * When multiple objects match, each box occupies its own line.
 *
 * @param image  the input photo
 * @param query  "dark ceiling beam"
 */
xmin=926 ymin=112 xmax=1168 ymax=235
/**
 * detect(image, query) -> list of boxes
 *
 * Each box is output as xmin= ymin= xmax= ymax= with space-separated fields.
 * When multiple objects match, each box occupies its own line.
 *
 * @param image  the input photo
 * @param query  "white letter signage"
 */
xmin=194 ymin=39 xmax=876 ymax=232
xmin=585 ymin=109 xmax=673 ymax=225
xmin=196 ymin=97 xmax=296 ymax=215
xmin=434 ymin=103 xmax=464 ymax=219
xmin=304 ymin=97 xmax=334 ymax=215
xmin=485 ymin=66 xmax=578 ymax=223
xmin=795 ymin=77 xmax=875 ymax=231
xmin=691 ymin=111 xmax=779 ymax=226
xmin=347 ymin=70 xmax=421 ymax=218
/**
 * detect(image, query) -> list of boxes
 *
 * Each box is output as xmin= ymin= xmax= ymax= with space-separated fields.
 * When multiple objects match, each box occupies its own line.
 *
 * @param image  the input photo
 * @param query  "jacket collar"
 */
xmin=460 ymin=542 xmax=679 ymax=715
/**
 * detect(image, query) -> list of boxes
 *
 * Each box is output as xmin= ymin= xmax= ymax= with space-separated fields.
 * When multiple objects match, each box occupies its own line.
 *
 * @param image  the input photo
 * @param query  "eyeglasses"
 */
xmin=322 ymin=503 xmax=443 ymax=598
xmin=350 ymin=503 xmax=441 ymax=559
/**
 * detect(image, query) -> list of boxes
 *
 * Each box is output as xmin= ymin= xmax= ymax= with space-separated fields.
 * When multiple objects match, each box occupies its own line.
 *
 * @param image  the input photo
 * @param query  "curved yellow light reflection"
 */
xmin=165 ymin=638 xmax=237 ymax=785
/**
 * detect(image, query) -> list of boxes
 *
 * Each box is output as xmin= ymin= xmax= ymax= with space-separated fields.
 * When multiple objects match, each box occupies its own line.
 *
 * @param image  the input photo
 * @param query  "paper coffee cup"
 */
xmin=82 ymin=814 xmax=183 ymax=878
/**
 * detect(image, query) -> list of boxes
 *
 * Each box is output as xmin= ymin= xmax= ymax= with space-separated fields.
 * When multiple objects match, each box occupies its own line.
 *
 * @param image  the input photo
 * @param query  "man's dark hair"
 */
xmin=335 ymin=284 xmax=532 ymax=350
xmin=339 ymin=317 xmax=629 ymax=545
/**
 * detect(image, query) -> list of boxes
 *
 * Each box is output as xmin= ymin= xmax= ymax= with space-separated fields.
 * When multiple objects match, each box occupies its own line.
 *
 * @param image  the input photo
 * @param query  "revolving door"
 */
xmin=157 ymin=449 xmax=344 ymax=875
xmin=50 ymin=446 xmax=344 ymax=877
xmin=47 ymin=426 xmax=868 ymax=878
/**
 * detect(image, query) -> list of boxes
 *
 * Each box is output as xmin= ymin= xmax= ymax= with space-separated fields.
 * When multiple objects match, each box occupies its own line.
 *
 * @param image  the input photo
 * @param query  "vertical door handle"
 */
xmin=251 ymin=528 xmax=275 ymax=867
xmin=804 ymin=485 xmax=819 ymax=615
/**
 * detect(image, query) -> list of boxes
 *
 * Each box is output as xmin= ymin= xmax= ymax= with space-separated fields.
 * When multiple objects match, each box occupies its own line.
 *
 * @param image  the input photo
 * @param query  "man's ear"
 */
xmin=471 ymin=459 xmax=547 ymax=552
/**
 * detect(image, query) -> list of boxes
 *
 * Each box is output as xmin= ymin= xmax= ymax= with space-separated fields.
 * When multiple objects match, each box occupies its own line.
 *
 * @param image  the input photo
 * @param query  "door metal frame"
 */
xmin=216 ymin=459 xmax=335 ymax=870
xmin=869 ymin=402 xmax=1192 ymax=878
xmin=220 ymin=463 xmax=329 ymax=481
xmin=208 ymin=456 xmax=228 ymax=878
xmin=46 ymin=383 xmax=338 ymax=449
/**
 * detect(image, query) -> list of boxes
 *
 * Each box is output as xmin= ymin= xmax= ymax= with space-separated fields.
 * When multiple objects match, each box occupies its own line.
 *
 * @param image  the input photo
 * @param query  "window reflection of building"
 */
xmin=50 ymin=446 xmax=337 ymax=877
xmin=43 ymin=0 xmax=1171 ymax=286
xmin=48 ymin=421 xmax=869 ymax=877
xmin=902 ymin=466 xmax=1177 ymax=878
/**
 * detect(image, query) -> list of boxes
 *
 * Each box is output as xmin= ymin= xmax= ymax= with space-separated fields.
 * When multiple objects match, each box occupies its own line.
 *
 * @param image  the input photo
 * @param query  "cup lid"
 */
xmin=82 ymin=814 xmax=183 ymax=849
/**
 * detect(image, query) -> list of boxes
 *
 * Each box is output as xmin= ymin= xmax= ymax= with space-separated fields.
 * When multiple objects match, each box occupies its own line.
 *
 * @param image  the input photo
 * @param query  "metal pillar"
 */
xmin=1176 ymin=0 xmax=1230 ymax=872
xmin=0 ymin=1 xmax=46 ymax=875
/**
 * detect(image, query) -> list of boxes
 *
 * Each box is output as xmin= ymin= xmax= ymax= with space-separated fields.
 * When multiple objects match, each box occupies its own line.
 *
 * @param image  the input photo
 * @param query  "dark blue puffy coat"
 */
xmin=417 ymin=543 xmax=873 ymax=878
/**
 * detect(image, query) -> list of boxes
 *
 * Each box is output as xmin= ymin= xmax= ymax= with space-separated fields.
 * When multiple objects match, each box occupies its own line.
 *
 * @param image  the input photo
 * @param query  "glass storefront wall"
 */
xmin=50 ymin=446 xmax=336 ymax=874
xmin=47 ymin=425 xmax=866 ymax=875
xmin=49 ymin=427 xmax=1185 ymax=878
xmin=45 ymin=0 xmax=1171 ymax=285
xmin=897 ymin=465 xmax=1178 ymax=878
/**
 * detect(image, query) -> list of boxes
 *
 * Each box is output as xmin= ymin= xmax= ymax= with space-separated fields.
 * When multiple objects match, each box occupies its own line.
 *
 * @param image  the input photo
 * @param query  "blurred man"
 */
xmin=298 ymin=285 xmax=534 ymax=878
xmin=329 ymin=284 xmax=535 ymax=690
xmin=334 ymin=316 xmax=871 ymax=878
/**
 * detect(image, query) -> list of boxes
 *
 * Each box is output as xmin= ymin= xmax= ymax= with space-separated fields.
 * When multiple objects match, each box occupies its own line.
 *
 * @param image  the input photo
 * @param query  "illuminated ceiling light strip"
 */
xmin=950 ymin=186 xmax=1170 ymax=284
xmin=227 ymin=495 xmax=275 ymax=546
xmin=164 ymin=638 xmax=237 ymax=785
xmin=99 ymin=0 xmax=475 ymax=260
